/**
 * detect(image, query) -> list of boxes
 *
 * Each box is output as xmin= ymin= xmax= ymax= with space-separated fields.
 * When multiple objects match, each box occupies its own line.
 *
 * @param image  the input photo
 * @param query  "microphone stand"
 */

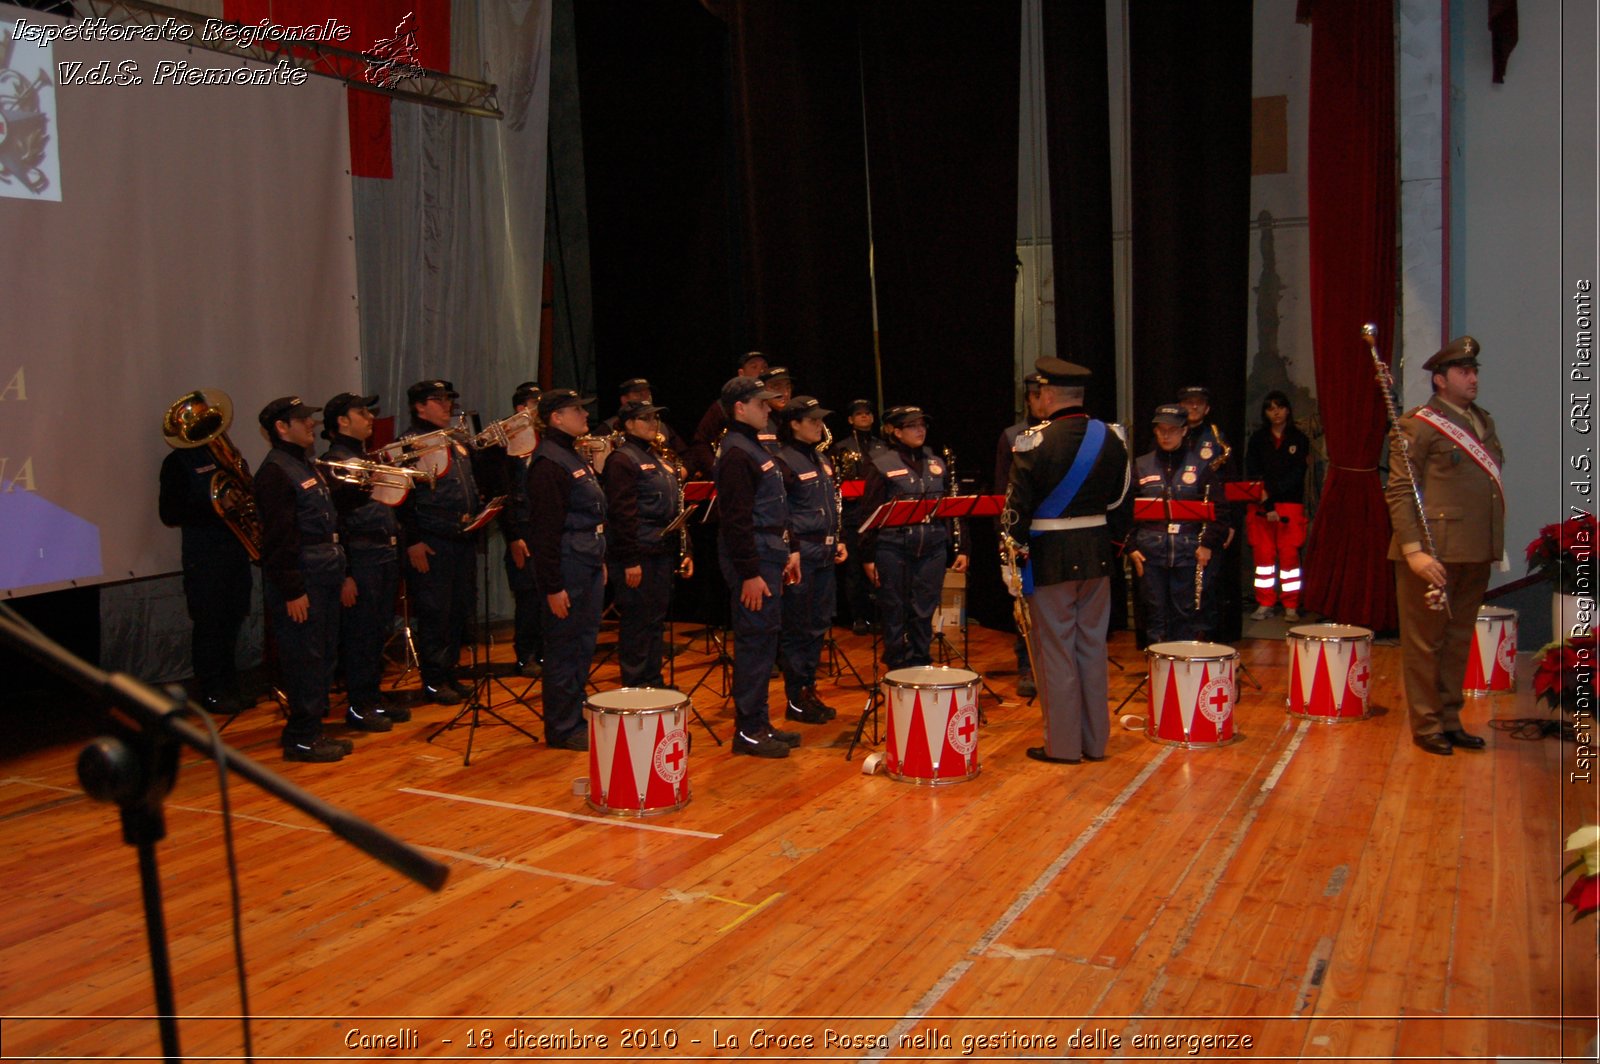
xmin=0 ymin=603 xmax=448 ymax=1064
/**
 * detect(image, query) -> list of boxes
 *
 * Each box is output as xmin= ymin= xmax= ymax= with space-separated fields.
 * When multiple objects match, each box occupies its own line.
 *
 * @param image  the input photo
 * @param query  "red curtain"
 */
xmin=223 ymin=1 xmax=451 ymax=179
xmin=1301 ymin=0 xmax=1397 ymax=630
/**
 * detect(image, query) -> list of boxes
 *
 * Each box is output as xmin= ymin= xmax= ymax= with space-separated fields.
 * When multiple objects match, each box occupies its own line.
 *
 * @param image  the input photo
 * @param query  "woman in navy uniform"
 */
xmin=526 ymin=389 xmax=607 ymax=751
xmin=776 ymin=397 xmax=845 ymax=724
xmin=1126 ymin=404 xmax=1230 ymax=644
xmin=321 ymin=392 xmax=409 ymax=732
xmin=714 ymin=376 xmax=801 ymax=758
xmin=398 ymin=379 xmax=483 ymax=705
xmin=859 ymin=406 xmax=969 ymax=670
xmin=602 ymin=398 xmax=687 ymax=688
xmin=253 ymin=396 xmax=348 ymax=762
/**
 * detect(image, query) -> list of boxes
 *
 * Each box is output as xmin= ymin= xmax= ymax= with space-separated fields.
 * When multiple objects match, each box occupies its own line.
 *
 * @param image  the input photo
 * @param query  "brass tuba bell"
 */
xmin=163 ymin=389 xmax=263 ymax=561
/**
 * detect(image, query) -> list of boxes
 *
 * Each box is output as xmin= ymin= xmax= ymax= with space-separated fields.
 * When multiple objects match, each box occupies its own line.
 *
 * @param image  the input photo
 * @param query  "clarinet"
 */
xmin=942 ymin=446 xmax=963 ymax=555
xmin=1364 ymin=324 xmax=1448 ymax=613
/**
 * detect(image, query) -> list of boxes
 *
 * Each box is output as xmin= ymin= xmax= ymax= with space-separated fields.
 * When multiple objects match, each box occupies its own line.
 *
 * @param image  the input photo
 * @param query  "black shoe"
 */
xmin=514 ymin=659 xmax=543 ymax=679
xmin=423 ymin=682 xmax=465 ymax=705
xmin=767 ymin=725 xmax=801 ymax=748
xmin=1413 ymin=733 xmax=1454 ymax=756
xmin=1082 ymin=753 xmax=1107 ymax=762
xmin=785 ymin=698 xmax=829 ymax=724
xmin=732 ymin=729 xmax=790 ymax=758
xmin=198 ymin=694 xmax=245 ymax=716
xmin=1017 ymin=673 xmax=1037 ymax=699
xmin=345 ymin=706 xmax=394 ymax=732
xmin=1443 ymin=728 xmax=1486 ymax=750
xmin=852 ymin=619 xmax=870 ymax=636
xmin=1026 ymin=746 xmax=1080 ymax=765
xmin=377 ymin=701 xmax=411 ymax=723
xmin=547 ymin=731 xmax=589 ymax=751
xmin=804 ymin=686 xmax=838 ymax=721
xmin=284 ymin=737 xmax=348 ymax=762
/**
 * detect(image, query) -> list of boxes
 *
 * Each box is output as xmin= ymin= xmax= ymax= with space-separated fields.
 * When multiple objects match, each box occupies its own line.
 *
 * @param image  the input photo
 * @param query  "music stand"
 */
xmin=425 ymin=499 xmax=541 ymax=766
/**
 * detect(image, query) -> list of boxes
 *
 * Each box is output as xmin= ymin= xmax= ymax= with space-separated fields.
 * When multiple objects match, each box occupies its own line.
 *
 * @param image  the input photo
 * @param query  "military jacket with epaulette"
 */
xmin=1005 ymin=408 xmax=1130 ymax=587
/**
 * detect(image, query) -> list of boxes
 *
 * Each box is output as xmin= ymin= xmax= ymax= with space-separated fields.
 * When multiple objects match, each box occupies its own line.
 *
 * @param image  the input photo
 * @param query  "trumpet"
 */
xmin=317 ymin=457 xmax=437 ymax=507
xmin=575 ymin=430 xmax=624 ymax=472
xmin=472 ymin=410 xmax=537 ymax=458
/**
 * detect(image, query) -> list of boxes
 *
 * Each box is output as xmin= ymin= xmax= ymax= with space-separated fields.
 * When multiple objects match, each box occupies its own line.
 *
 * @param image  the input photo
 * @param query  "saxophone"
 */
xmin=820 ymin=423 xmax=844 ymax=549
xmin=999 ymin=485 xmax=1037 ymax=678
xmin=654 ymin=431 xmax=694 ymax=577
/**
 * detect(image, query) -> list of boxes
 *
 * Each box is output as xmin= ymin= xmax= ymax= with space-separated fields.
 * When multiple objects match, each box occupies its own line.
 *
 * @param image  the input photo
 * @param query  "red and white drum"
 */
xmin=883 ymin=666 xmax=981 ymax=784
xmin=1286 ymin=624 xmax=1374 ymax=722
xmin=1145 ymin=641 xmax=1241 ymax=747
xmin=1465 ymin=606 xmax=1518 ymax=694
xmin=584 ymin=688 xmax=691 ymax=816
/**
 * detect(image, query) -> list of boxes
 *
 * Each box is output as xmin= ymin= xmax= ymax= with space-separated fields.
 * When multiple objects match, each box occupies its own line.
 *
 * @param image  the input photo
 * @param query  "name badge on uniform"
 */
xmin=887 ymin=468 xmax=908 ymax=478
xmin=196 ymin=464 xmax=217 ymax=474
xmin=1167 ymin=523 xmax=1181 ymax=535
xmin=300 ymin=477 xmax=318 ymax=489
xmin=929 ymin=462 xmax=943 ymax=475
xmin=825 ymin=535 xmax=836 ymax=545
xmin=640 ymin=462 xmax=657 ymax=470
xmin=1181 ymin=470 xmax=1197 ymax=485
xmin=798 ymin=470 xmax=818 ymax=481
xmin=572 ymin=468 xmax=587 ymax=479
xmin=760 ymin=460 xmax=774 ymax=472
xmin=1139 ymin=474 xmax=1161 ymax=485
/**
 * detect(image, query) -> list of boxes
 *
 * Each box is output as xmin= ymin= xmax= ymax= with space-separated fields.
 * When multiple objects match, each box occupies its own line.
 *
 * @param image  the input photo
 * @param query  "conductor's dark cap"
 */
xmin=407 ymin=379 xmax=458 ymax=405
xmin=1422 ymin=336 xmax=1482 ymax=373
xmin=1152 ymin=404 xmax=1187 ymax=426
xmin=721 ymin=376 xmax=778 ymax=407
xmin=1034 ymin=358 xmax=1090 ymax=386
xmin=537 ymin=389 xmax=595 ymax=417
xmin=1177 ymin=385 xmax=1212 ymax=401
xmin=321 ymin=393 xmax=377 ymax=438
xmin=259 ymin=396 xmax=320 ymax=428
xmin=785 ymin=396 xmax=831 ymax=420
xmin=883 ymin=405 xmax=930 ymax=427
xmin=618 ymin=400 xmax=667 ymax=422
xmin=511 ymin=381 xmax=542 ymax=407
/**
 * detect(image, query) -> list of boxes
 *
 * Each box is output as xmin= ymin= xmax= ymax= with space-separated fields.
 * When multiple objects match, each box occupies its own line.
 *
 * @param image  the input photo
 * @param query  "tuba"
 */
xmin=652 ymin=431 xmax=694 ymax=577
xmin=162 ymin=389 xmax=263 ymax=561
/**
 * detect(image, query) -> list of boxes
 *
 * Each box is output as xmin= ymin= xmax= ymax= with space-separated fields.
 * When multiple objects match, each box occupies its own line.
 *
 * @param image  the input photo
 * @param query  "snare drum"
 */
xmin=1466 ymin=606 xmax=1518 ymax=694
xmin=584 ymin=688 xmax=691 ymax=816
xmin=1287 ymin=624 xmax=1374 ymax=722
xmin=882 ymin=667 xmax=981 ymax=784
xmin=1145 ymin=641 xmax=1241 ymax=747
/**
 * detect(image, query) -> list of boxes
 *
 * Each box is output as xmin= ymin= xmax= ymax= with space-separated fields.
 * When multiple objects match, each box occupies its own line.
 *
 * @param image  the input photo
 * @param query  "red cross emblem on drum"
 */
xmin=946 ymin=703 xmax=979 ymax=757
xmin=882 ymin=667 xmax=982 ymax=783
xmin=584 ymin=689 xmax=692 ymax=816
xmin=1145 ymin=642 xmax=1241 ymax=747
xmin=1287 ymin=625 xmax=1374 ymax=722
xmin=653 ymin=727 xmax=689 ymax=786
xmin=1198 ymin=679 xmax=1233 ymax=726
xmin=1466 ymin=607 xmax=1518 ymax=694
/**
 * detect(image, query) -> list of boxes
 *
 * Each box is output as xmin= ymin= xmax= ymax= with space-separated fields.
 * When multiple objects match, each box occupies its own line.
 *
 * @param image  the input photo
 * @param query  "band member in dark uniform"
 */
xmin=859 ymin=405 xmax=969 ymax=670
xmin=527 ymin=389 xmax=607 ymax=751
xmin=689 ymin=350 xmax=768 ymax=477
xmin=995 ymin=372 xmax=1050 ymax=697
xmin=253 ymin=396 xmax=348 ymax=762
xmin=776 ymin=397 xmax=845 ymax=724
xmin=322 ymin=392 xmax=409 ymax=731
xmin=1003 ymin=359 xmax=1129 ymax=764
xmin=832 ymin=398 xmax=884 ymax=635
xmin=604 ymin=378 xmax=691 ymax=461
xmin=602 ymin=398 xmax=686 ymax=688
xmin=497 ymin=381 xmax=544 ymax=678
xmin=158 ymin=391 xmax=253 ymax=715
xmin=715 ymin=375 xmax=802 ymax=758
xmin=1244 ymin=390 xmax=1312 ymax=622
xmin=1177 ymin=385 xmax=1232 ymax=471
xmin=397 ymin=379 xmax=482 ymax=705
xmin=1126 ymin=404 xmax=1230 ymax=644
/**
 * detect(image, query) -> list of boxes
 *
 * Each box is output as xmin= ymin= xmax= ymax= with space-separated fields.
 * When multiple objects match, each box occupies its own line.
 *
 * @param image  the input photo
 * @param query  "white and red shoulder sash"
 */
xmin=1413 ymin=406 xmax=1503 ymax=499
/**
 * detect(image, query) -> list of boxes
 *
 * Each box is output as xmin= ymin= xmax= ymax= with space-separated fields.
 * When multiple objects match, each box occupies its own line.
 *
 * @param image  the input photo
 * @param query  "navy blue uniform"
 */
xmin=859 ymin=444 xmax=961 ymax=670
xmin=777 ymin=441 xmax=840 ymax=705
xmin=495 ymin=447 xmax=545 ymax=670
xmin=397 ymin=420 xmax=482 ymax=691
xmin=715 ymin=421 xmax=792 ymax=738
xmin=254 ymin=441 xmax=346 ymax=747
xmin=159 ymin=447 xmax=252 ymax=707
xmin=527 ymin=428 xmax=608 ymax=744
xmin=603 ymin=434 xmax=681 ymax=688
xmin=1128 ymin=448 xmax=1230 ymax=643
xmin=832 ymin=429 xmax=884 ymax=627
xmin=324 ymin=434 xmax=400 ymax=713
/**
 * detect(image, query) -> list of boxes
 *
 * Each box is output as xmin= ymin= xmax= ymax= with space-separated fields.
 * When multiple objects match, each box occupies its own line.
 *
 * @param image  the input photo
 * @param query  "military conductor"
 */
xmin=1004 ymin=358 xmax=1130 ymax=765
xmin=1385 ymin=336 xmax=1504 ymax=756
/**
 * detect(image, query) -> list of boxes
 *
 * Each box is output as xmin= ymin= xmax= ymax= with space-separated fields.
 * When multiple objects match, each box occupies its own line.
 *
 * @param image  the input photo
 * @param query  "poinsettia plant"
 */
xmin=1563 ymin=826 xmax=1600 ymax=922
xmin=1526 ymin=511 xmax=1597 ymax=596
xmin=1533 ymin=633 xmax=1597 ymax=713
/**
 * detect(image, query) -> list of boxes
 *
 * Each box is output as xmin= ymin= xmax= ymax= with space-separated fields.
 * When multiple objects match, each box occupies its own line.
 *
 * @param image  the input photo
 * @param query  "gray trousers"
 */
xmin=1027 ymin=576 xmax=1112 ymax=760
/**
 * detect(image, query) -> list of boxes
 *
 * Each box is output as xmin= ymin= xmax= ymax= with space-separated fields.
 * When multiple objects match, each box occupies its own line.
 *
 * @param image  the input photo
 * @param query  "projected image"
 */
xmin=0 ymin=22 xmax=61 ymax=201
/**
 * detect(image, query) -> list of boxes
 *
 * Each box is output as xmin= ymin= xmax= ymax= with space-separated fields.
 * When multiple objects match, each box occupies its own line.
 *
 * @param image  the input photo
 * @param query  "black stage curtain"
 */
xmin=1042 ymin=1 xmax=1116 ymax=387
xmin=573 ymin=1 xmax=737 ymax=420
xmin=725 ymin=1 xmax=877 ymax=407
xmin=1128 ymin=1 xmax=1252 ymax=643
xmin=859 ymin=1 xmax=1020 ymax=631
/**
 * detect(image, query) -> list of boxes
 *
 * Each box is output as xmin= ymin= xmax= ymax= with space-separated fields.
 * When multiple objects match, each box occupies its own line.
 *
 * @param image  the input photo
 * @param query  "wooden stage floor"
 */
xmin=1 ymin=621 xmax=1594 ymax=1061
